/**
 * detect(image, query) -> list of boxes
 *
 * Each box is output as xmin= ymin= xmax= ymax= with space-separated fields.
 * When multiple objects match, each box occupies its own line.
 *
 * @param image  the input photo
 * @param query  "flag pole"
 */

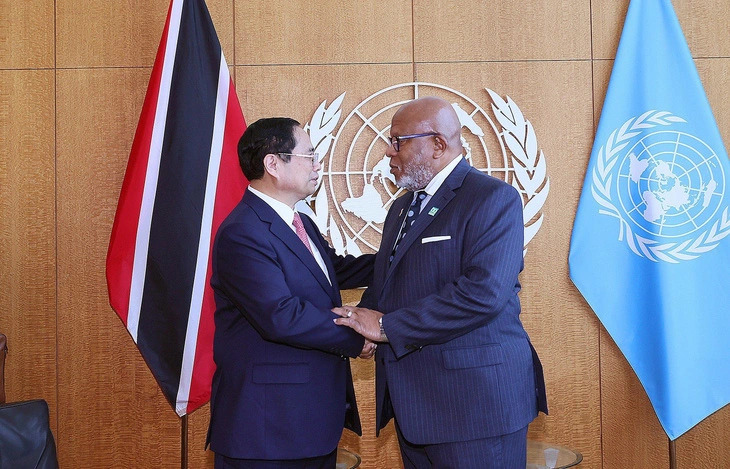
xmin=181 ymin=414 xmax=188 ymax=469
xmin=669 ymin=438 xmax=676 ymax=469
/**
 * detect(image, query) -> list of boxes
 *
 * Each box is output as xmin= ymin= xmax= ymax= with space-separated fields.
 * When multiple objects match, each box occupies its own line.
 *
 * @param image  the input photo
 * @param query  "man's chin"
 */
xmin=396 ymin=177 xmax=418 ymax=192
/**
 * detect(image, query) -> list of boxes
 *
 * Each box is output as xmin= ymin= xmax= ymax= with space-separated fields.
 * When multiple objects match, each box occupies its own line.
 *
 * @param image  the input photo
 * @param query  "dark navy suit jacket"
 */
xmin=360 ymin=158 xmax=548 ymax=445
xmin=208 ymin=190 xmax=374 ymax=460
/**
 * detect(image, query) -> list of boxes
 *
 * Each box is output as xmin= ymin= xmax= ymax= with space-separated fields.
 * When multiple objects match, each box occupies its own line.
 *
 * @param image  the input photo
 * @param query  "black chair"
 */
xmin=0 ymin=333 xmax=59 ymax=469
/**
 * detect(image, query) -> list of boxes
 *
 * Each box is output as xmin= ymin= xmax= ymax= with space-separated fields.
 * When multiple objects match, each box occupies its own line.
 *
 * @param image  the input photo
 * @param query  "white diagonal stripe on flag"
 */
xmin=127 ymin=0 xmax=184 ymax=342
xmin=175 ymin=55 xmax=230 ymax=416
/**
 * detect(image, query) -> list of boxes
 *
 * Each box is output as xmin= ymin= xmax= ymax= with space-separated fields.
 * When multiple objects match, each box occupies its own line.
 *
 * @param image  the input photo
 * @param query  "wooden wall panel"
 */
xmin=55 ymin=68 xmax=181 ymax=468
xmin=698 ymin=58 xmax=730 ymax=153
xmin=592 ymin=0 xmax=730 ymax=60
xmin=416 ymin=61 xmax=600 ymax=466
xmin=413 ymin=0 xmax=591 ymax=62
xmin=590 ymin=0 xmax=630 ymax=60
xmin=56 ymin=0 xmax=166 ymax=68
xmin=234 ymin=63 xmax=414 ymax=125
xmin=0 ymin=70 xmax=56 ymax=422
xmin=188 ymin=405 xmax=215 ymax=468
xmin=208 ymin=0 xmax=236 ymax=65
xmin=56 ymin=0 xmax=234 ymax=68
xmin=591 ymin=60 xmax=612 ymax=129
xmin=0 ymin=0 xmax=54 ymax=68
xmin=676 ymin=407 xmax=730 ymax=469
xmin=673 ymin=1 xmax=730 ymax=57
xmin=234 ymin=0 xmax=412 ymax=65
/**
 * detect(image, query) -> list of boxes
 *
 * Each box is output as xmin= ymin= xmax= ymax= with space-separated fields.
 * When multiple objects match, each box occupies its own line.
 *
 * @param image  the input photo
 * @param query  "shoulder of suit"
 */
xmin=217 ymin=200 xmax=264 ymax=235
xmin=464 ymin=168 xmax=515 ymax=191
xmin=462 ymin=170 xmax=522 ymax=204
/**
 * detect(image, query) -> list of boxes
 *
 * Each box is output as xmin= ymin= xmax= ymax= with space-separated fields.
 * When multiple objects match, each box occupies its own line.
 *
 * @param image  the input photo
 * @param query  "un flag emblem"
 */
xmin=591 ymin=111 xmax=730 ymax=263
xmin=617 ymin=130 xmax=723 ymax=238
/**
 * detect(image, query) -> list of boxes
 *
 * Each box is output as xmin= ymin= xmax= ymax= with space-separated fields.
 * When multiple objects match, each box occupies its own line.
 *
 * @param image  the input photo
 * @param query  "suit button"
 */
xmin=380 ymin=357 xmax=385 ymax=365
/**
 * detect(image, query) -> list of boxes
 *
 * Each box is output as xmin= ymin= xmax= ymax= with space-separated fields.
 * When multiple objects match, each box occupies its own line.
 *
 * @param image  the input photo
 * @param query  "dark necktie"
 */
xmin=292 ymin=212 xmax=313 ymax=254
xmin=389 ymin=191 xmax=427 ymax=263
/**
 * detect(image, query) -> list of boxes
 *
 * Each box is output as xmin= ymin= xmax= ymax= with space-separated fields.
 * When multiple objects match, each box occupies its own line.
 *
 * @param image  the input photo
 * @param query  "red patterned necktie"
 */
xmin=292 ymin=212 xmax=313 ymax=254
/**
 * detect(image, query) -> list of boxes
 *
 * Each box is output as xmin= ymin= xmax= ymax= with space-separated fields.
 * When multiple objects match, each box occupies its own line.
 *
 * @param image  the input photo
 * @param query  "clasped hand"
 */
xmin=333 ymin=306 xmax=385 ymax=353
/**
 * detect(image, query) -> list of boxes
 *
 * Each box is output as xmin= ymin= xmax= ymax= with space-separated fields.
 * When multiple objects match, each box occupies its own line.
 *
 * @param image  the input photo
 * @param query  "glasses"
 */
xmin=277 ymin=152 xmax=320 ymax=168
xmin=387 ymin=132 xmax=440 ymax=152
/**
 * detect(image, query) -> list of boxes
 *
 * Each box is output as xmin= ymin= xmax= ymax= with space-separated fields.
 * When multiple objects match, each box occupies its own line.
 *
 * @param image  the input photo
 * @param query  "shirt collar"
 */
xmin=247 ymin=186 xmax=296 ymax=227
xmin=422 ymin=155 xmax=463 ymax=196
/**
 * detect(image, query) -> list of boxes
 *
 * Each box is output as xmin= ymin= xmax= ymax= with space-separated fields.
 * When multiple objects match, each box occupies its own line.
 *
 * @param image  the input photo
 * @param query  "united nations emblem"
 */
xmin=295 ymin=82 xmax=550 ymax=256
xmin=591 ymin=110 xmax=730 ymax=263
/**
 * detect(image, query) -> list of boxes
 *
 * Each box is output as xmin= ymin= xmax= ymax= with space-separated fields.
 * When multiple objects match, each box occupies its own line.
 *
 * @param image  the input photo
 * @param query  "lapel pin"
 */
xmin=428 ymin=207 xmax=439 ymax=216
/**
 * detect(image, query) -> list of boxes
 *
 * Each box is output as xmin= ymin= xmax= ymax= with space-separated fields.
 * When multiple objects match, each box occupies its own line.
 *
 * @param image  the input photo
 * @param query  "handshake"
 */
xmin=332 ymin=306 xmax=386 ymax=359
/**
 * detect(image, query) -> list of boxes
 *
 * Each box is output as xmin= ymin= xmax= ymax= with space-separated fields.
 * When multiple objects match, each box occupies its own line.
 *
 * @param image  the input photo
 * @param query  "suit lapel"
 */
xmin=385 ymin=159 xmax=471 ymax=283
xmin=375 ymin=194 xmax=411 ymax=291
xmin=380 ymin=195 xmax=410 ymax=259
xmin=244 ymin=191 xmax=335 ymax=299
xmin=301 ymin=214 xmax=341 ymax=304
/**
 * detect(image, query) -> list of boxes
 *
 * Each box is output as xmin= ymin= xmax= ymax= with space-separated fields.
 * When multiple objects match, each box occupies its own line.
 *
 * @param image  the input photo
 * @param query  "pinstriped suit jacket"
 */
xmin=360 ymin=158 xmax=548 ymax=445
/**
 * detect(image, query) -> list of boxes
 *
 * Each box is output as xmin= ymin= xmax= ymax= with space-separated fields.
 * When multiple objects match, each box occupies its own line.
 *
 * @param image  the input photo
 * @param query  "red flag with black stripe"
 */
xmin=106 ymin=0 xmax=247 ymax=416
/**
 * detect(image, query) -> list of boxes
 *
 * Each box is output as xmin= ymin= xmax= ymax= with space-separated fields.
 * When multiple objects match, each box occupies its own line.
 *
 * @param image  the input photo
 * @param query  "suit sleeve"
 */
xmin=384 ymin=182 xmax=525 ymax=358
xmin=214 ymin=220 xmax=365 ymax=357
xmin=330 ymin=252 xmax=375 ymax=290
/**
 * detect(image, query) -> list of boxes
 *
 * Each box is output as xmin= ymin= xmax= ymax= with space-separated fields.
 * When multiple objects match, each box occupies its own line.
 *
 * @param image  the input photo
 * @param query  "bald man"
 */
xmin=334 ymin=97 xmax=547 ymax=468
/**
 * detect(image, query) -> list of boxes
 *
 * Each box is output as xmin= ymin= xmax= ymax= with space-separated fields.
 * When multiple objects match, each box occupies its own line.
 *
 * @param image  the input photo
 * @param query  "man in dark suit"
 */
xmin=208 ymin=117 xmax=375 ymax=468
xmin=334 ymin=97 xmax=547 ymax=468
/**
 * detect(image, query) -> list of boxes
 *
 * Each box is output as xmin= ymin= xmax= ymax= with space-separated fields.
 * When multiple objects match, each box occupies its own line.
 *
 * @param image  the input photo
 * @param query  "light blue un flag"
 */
xmin=569 ymin=0 xmax=730 ymax=440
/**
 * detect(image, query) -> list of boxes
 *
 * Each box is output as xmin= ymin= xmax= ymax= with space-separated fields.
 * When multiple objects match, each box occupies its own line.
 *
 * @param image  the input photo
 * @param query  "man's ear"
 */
xmin=263 ymin=153 xmax=279 ymax=177
xmin=432 ymin=134 xmax=448 ymax=158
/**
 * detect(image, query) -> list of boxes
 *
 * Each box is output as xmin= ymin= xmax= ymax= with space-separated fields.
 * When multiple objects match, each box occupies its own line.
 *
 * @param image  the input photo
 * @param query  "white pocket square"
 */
xmin=421 ymin=235 xmax=451 ymax=244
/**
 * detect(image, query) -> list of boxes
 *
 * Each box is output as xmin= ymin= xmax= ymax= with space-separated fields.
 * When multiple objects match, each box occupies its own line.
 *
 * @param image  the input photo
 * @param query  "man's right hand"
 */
xmin=333 ymin=306 xmax=385 ymax=342
xmin=359 ymin=339 xmax=377 ymax=359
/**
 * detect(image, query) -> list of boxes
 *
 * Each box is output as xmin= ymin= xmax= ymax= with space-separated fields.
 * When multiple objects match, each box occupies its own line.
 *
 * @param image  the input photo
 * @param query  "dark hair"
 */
xmin=237 ymin=117 xmax=300 ymax=180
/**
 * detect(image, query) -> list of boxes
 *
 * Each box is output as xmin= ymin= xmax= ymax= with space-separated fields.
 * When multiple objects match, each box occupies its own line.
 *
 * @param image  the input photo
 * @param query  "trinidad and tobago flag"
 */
xmin=106 ymin=0 xmax=247 ymax=416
